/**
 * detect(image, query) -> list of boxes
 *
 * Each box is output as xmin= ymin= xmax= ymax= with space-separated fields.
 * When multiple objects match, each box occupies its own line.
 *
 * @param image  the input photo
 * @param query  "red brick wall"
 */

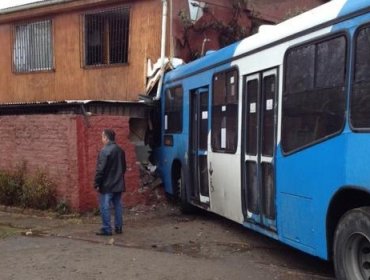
xmin=0 ymin=114 xmax=149 ymax=212
xmin=0 ymin=114 xmax=80 ymax=208
xmin=77 ymin=115 xmax=147 ymax=212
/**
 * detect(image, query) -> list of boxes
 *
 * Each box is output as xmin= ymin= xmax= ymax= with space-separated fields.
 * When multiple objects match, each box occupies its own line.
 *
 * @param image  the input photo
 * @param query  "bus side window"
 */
xmin=282 ymin=35 xmax=347 ymax=154
xmin=351 ymin=26 xmax=370 ymax=129
xmin=211 ymin=69 xmax=239 ymax=153
xmin=164 ymin=87 xmax=183 ymax=134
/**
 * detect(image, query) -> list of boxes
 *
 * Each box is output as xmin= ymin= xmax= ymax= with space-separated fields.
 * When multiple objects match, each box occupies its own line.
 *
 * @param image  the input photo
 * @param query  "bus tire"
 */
xmin=177 ymin=169 xmax=197 ymax=214
xmin=334 ymin=207 xmax=370 ymax=280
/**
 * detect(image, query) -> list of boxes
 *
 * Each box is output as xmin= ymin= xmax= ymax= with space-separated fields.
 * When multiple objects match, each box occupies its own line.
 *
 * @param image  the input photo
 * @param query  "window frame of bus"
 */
xmin=164 ymin=86 xmax=184 ymax=136
xmin=350 ymin=23 xmax=370 ymax=131
xmin=211 ymin=67 xmax=239 ymax=154
xmin=281 ymin=32 xmax=348 ymax=155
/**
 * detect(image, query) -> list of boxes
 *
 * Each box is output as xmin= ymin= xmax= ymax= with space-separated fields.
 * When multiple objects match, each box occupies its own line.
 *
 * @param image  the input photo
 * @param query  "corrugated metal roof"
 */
xmin=0 ymin=0 xmax=74 ymax=15
xmin=0 ymin=100 xmax=150 ymax=118
xmin=0 ymin=100 xmax=139 ymax=106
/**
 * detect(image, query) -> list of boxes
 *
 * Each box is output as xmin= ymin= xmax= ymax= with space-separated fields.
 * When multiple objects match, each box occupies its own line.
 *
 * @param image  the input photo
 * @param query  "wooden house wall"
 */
xmin=0 ymin=0 xmax=162 ymax=103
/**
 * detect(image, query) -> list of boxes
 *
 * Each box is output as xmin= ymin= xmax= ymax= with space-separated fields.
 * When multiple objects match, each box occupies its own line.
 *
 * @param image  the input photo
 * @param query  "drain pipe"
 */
xmin=154 ymin=0 xmax=168 ymax=100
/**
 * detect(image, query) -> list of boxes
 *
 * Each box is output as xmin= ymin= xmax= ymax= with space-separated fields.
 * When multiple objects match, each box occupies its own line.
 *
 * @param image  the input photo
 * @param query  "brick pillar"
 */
xmin=76 ymin=115 xmax=145 ymax=212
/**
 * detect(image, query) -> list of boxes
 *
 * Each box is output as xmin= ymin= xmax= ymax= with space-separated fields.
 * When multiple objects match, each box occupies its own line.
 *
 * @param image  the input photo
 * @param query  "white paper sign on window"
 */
xmin=164 ymin=115 xmax=168 ymax=130
xmin=250 ymin=102 xmax=256 ymax=113
xmin=222 ymin=106 xmax=226 ymax=112
xmin=266 ymin=99 xmax=273 ymax=111
xmin=221 ymin=128 xmax=226 ymax=149
xmin=202 ymin=111 xmax=208 ymax=119
xmin=230 ymin=87 xmax=235 ymax=96
xmin=230 ymin=76 xmax=236 ymax=96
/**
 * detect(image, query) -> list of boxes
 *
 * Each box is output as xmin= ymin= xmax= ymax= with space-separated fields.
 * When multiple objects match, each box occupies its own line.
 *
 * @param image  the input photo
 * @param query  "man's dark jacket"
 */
xmin=94 ymin=141 xmax=126 ymax=193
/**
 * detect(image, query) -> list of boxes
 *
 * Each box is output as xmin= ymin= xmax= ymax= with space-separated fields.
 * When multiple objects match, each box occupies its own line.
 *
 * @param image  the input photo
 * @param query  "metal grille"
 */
xmin=13 ymin=19 xmax=53 ymax=72
xmin=84 ymin=6 xmax=130 ymax=66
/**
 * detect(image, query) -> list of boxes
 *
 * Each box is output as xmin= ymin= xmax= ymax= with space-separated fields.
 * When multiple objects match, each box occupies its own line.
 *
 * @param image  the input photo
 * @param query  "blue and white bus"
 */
xmin=153 ymin=1 xmax=370 ymax=278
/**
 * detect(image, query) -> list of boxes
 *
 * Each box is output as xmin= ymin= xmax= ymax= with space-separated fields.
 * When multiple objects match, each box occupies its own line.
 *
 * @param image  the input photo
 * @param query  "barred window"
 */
xmin=84 ymin=6 xmax=130 ymax=66
xmin=13 ymin=19 xmax=53 ymax=73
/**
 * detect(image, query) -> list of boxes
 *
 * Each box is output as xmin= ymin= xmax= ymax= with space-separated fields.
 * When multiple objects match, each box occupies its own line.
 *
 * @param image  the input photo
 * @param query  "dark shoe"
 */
xmin=96 ymin=231 xmax=112 ymax=236
xmin=115 ymin=227 xmax=122 ymax=234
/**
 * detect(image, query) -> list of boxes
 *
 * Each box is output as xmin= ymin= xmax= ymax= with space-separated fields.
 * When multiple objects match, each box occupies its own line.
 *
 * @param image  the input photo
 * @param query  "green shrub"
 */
xmin=21 ymin=170 xmax=56 ymax=210
xmin=55 ymin=200 xmax=71 ymax=215
xmin=0 ymin=170 xmax=23 ymax=206
xmin=0 ymin=163 xmax=57 ymax=211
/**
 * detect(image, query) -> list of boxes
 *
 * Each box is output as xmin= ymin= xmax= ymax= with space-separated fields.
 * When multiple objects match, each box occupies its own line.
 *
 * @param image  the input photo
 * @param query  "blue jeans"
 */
xmin=99 ymin=192 xmax=123 ymax=234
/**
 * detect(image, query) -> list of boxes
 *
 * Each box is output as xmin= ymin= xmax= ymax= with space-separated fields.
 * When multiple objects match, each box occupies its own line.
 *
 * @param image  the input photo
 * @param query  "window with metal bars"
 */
xmin=84 ymin=6 xmax=130 ymax=66
xmin=13 ymin=19 xmax=53 ymax=73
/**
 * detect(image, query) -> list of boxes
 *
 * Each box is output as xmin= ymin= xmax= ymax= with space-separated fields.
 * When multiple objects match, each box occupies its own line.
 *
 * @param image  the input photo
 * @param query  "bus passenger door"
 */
xmin=189 ymin=87 xmax=210 ymax=205
xmin=242 ymin=68 xmax=278 ymax=231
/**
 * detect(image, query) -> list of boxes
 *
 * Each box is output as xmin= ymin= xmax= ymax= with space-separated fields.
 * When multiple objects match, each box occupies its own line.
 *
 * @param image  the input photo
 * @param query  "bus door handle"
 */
xmin=209 ymin=162 xmax=213 ymax=175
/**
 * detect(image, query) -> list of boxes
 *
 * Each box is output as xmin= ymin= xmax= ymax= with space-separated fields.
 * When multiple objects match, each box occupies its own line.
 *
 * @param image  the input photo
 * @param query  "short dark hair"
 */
xmin=103 ymin=129 xmax=116 ymax=141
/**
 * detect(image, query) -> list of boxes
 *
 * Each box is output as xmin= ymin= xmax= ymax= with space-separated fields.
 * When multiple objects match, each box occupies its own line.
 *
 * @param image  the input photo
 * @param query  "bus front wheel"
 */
xmin=176 ymin=169 xmax=197 ymax=214
xmin=334 ymin=207 xmax=370 ymax=280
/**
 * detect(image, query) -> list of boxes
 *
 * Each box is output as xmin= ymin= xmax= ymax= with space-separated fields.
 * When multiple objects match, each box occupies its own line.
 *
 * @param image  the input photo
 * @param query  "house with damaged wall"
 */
xmin=0 ymin=0 xmax=326 ymax=211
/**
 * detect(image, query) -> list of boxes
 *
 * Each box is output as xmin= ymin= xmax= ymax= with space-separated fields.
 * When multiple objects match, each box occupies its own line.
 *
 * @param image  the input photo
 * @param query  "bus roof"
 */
xmin=164 ymin=0 xmax=369 ymax=84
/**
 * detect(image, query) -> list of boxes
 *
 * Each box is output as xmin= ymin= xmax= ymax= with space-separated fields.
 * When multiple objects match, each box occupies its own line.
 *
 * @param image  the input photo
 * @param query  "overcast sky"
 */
xmin=0 ymin=0 xmax=44 ymax=9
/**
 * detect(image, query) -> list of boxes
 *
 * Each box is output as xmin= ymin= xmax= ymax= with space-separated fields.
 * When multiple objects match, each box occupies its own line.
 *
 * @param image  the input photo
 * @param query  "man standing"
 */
xmin=94 ymin=129 xmax=126 ymax=236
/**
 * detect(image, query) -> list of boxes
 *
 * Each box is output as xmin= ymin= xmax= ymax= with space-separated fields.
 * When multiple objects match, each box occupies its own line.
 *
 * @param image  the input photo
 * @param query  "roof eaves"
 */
xmin=0 ymin=100 xmax=150 ymax=117
xmin=0 ymin=0 xmax=75 ymax=15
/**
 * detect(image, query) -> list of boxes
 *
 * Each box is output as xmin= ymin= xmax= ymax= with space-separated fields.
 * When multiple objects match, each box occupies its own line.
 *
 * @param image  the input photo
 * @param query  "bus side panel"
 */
xmin=208 ymin=152 xmax=244 ymax=222
xmin=274 ymin=11 xmax=370 ymax=259
xmin=276 ymin=135 xmax=346 ymax=258
xmin=345 ymin=134 xmax=370 ymax=192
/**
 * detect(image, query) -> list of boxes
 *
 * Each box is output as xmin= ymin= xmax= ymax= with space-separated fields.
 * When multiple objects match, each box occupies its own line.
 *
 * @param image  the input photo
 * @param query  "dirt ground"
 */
xmin=0 ymin=203 xmax=335 ymax=280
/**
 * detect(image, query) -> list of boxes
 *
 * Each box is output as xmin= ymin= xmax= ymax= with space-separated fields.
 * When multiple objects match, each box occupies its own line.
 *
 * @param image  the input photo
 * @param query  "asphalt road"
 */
xmin=0 ymin=206 xmax=335 ymax=280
